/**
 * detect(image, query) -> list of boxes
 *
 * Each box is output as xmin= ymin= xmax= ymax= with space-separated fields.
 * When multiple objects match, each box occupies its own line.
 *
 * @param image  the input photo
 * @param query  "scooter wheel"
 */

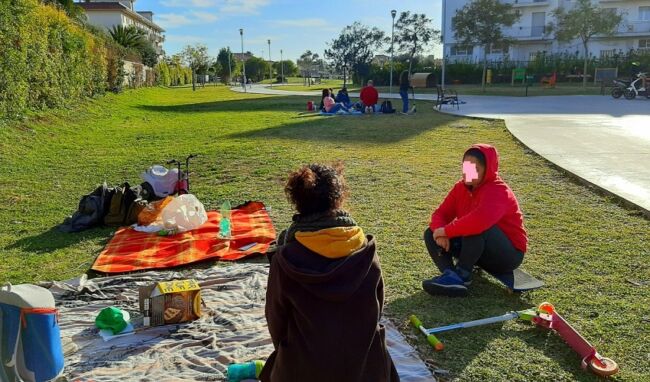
xmin=611 ymin=88 xmax=623 ymax=99
xmin=623 ymin=89 xmax=636 ymax=100
xmin=538 ymin=302 xmax=555 ymax=314
xmin=589 ymin=357 xmax=619 ymax=377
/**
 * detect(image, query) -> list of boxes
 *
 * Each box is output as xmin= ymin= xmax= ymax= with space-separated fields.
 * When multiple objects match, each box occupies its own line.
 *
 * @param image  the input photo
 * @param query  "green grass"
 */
xmin=1 ymin=87 xmax=648 ymax=381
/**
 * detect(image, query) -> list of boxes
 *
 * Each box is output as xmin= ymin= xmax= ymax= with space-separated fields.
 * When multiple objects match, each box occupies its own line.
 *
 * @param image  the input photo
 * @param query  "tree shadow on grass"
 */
xmin=5 ymin=226 xmax=113 ymax=253
xmin=134 ymin=95 xmax=307 ymax=114
xmin=226 ymin=115 xmax=449 ymax=145
xmin=134 ymin=94 xmax=453 ymax=144
xmin=386 ymin=276 xmax=598 ymax=381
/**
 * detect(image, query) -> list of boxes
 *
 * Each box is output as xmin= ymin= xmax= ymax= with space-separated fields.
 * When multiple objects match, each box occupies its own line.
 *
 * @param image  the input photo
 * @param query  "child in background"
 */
xmin=260 ymin=163 xmax=399 ymax=382
xmin=422 ymin=144 xmax=528 ymax=296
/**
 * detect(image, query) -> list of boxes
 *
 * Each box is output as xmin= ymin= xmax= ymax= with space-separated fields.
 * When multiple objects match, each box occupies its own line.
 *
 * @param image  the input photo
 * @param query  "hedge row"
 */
xmin=155 ymin=61 xmax=193 ymax=87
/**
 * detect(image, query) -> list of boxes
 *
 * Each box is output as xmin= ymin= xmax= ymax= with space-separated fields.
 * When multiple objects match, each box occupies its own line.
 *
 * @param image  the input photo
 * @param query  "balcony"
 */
xmin=511 ymin=0 xmax=549 ymax=7
xmin=503 ymin=25 xmax=549 ymax=40
xmin=614 ymin=21 xmax=650 ymax=36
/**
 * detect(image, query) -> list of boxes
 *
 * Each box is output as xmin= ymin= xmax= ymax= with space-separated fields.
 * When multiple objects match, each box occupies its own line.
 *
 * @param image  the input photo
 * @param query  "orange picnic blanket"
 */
xmin=91 ymin=201 xmax=276 ymax=273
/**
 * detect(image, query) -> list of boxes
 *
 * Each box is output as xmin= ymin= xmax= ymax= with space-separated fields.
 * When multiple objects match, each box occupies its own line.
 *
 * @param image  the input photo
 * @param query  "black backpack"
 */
xmin=59 ymin=183 xmax=115 ymax=233
xmin=381 ymin=100 xmax=395 ymax=114
xmin=103 ymin=182 xmax=147 ymax=227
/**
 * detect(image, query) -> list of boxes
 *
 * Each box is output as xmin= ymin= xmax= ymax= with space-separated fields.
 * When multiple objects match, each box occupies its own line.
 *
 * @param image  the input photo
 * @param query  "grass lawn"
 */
xmin=1 ymin=87 xmax=648 ymax=381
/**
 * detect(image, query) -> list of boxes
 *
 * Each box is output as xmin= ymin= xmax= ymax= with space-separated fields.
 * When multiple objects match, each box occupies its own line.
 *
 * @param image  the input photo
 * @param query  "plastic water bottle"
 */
xmin=227 ymin=360 xmax=264 ymax=382
xmin=219 ymin=201 xmax=232 ymax=238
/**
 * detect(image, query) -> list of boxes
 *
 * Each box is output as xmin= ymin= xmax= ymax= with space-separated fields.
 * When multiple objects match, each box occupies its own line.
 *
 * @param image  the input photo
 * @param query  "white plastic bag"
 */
xmin=161 ymin=194 xmax=207 ymax=233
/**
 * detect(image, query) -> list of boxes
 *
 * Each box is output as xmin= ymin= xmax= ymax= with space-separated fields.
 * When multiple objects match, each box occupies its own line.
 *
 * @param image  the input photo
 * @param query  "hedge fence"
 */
xmin=0 ymin=0 xmax=157 ymax=119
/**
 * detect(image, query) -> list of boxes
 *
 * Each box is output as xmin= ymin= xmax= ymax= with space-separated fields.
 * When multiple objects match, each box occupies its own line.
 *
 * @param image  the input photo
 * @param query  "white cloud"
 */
xmin=189 ymin=11 xmax=219 ymax=23
xmin=220 ymin=0 xmax=270 ymax=14
xmin=157 ymin=14 xmax=193 ymax=28
xmin=269 ymin=18 xmax=329 ymax=28
xmin=161 ymin=0 xmax=216 ymax=8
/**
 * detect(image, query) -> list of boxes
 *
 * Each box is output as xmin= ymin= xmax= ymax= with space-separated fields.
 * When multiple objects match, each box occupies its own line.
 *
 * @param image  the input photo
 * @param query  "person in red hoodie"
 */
xmin=359 ymin=80 xmax=379 ymax=113
xmin=423 ymin=144 xmax=528 ymax=296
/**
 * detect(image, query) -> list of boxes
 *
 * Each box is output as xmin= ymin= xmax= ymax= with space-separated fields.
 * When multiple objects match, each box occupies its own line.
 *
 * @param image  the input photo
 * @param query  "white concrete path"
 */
xmin=233 ymin=85 xmax=650 ymax=214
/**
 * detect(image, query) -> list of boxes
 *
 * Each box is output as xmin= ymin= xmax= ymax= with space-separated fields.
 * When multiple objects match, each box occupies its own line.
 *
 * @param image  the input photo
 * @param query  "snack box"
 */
xmin=138 ymin=279 xmax=201 ymax=327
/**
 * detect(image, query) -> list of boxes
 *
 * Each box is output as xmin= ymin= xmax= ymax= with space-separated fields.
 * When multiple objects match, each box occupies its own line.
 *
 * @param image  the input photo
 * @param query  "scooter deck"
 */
xmin=483 ymin=268 xmax=544 ymax=292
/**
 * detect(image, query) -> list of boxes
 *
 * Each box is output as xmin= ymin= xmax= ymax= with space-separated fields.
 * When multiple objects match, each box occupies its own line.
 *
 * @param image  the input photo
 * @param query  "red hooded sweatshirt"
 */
xmin=430 ymin=144 xmax=528 ymax=253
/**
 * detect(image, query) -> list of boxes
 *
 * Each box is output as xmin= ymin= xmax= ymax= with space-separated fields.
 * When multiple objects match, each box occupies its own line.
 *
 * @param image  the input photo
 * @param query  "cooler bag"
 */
xmin=0 ymin=284 xmax=64 ymax=382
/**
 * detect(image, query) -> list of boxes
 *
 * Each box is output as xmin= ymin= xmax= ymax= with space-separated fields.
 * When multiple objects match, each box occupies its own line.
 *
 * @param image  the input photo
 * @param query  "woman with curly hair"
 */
xmin=260 ymin=163 xmax=399 ymax=382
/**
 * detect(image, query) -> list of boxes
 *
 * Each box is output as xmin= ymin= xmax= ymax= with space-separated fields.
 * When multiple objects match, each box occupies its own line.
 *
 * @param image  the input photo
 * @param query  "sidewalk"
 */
xmin=233 ymin=85 xmax=650 ymax=215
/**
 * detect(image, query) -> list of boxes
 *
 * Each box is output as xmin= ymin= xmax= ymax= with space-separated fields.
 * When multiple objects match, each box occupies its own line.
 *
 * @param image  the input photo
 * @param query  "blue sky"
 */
xmin=136 ymin=0 xmax=443 ymax=61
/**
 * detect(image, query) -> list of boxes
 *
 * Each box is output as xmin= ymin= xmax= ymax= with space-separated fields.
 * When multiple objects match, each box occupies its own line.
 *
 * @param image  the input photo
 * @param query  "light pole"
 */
xmin=343 ymin=63 xmax=347 ymax=87
xmin=441 ymin=0 xmax=446 ymax=90
xmin=280 ymin=49 xmax=284 ymax=84
xmin=390 ymin=9 xmax=397 ymax=97
xmin=239 ymin=28 xmax=246 ymax=92
xmin=227 ymin=46 xmax=232 ymax=86
xmin=268 ymin=39 xmax=272 ymax=88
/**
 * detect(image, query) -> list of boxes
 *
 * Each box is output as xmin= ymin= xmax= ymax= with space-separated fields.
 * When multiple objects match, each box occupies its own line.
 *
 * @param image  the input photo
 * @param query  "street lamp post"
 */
xmin=441 ymin=0 xmax=446 ymax=90
xmin=227 ymin=46 xmax=232 ymax=86
xmin=343 ymin=63 xmax=347 ymax=87
xmin=280 ymin=49 xmax=284 ymax=84
xmin=390 ymin=9 xmax=397 ymax=97
xmin=268 ymin=39 xmax=272 ymax=88
xmin=239 ymin=28 xmax=246 ymax=92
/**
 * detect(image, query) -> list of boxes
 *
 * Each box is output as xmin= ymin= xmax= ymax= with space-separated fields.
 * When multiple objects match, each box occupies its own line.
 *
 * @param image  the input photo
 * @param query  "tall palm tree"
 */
xmin=109 ymin=25 xmax=145 ymax=49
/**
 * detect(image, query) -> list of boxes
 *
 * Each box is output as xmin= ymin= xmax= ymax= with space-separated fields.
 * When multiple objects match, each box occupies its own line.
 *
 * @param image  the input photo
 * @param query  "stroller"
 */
xmin=141 ymin=154 xmax=197 ymax=199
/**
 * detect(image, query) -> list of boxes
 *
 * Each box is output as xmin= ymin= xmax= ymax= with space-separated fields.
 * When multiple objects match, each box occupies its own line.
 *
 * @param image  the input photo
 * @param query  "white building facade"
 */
xmin=78 ymin=0 xmax=165 ymax=57
xmin=442 ymin=0 xmax=650 ymax=63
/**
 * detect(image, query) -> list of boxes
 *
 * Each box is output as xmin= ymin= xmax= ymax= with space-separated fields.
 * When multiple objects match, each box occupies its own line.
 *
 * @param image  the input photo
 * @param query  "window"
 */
xmin=640 ymin=39 xmax=650 ymax=49
xmin=450 ymin=44 xmax=473 ymax=56
xmin=640 ymin=6 xmax=650 ymax=21
xmin=531 ymin=12 xmax=546 ymax=37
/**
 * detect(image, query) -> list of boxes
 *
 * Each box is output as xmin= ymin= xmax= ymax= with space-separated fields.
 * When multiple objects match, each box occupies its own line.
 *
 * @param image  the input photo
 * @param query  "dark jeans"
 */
xmin=423 ymin=226 xmax=523 ymax=274
xmin=400 ymin=89 xmax=409 ymax=113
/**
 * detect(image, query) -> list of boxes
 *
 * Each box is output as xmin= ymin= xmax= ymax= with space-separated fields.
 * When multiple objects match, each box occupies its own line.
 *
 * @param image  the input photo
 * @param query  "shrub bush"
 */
xmin=0 ymin=0 xmax=111 ymax=118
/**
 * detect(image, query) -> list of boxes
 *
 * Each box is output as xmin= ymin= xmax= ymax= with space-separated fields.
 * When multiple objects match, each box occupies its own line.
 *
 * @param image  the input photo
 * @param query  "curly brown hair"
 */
xmin=285 ymin=162 xmax=348 ymax=215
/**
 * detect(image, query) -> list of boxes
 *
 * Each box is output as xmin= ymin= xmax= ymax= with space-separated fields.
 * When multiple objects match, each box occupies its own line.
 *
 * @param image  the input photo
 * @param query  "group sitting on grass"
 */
xmin=262 ymin=143 xmax=527 ymax=380
xmin=317 ymin=80 xmax=382 ymax=114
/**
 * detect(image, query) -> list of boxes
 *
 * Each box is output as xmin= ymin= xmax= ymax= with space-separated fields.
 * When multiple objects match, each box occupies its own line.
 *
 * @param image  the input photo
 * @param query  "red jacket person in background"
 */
xmin=359 ymin=80 xmax=379 ymax=112
xmin=422 ymin=144 xmax=528 ymax=296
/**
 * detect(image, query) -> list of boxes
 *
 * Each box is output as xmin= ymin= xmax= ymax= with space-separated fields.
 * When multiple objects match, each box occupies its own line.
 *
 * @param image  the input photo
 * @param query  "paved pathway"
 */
xmin=233 ymin=85 xmax=650 ymax=214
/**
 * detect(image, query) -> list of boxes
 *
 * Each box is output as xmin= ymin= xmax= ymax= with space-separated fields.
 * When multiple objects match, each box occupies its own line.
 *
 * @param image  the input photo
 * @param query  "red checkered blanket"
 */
xmin=91 ymin=201 xmax=276 ymax=273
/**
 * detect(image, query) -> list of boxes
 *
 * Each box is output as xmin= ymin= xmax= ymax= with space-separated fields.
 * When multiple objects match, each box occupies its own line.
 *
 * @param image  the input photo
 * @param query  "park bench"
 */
xmin=435 ymin=85 xmax=459 ymax=110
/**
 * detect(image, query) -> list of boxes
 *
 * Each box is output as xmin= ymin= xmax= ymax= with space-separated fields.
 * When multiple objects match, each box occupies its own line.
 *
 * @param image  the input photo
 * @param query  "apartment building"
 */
xmin=442 ymin=0 xmax=650 ymax=62
xmin=78 ymin=0 xmax=165 ymax=57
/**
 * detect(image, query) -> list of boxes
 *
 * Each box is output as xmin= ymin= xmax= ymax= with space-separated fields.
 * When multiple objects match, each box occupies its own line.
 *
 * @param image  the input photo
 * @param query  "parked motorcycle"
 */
xmin=623 ymin=72 xmax=649 ymax=100
xmin=610 ymin=78 xmax=630 ymax=99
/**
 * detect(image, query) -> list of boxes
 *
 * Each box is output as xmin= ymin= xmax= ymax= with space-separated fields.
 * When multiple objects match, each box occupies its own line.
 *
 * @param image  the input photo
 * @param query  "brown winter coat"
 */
xmin=260 ymin=227 xmax=399 ymax=382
